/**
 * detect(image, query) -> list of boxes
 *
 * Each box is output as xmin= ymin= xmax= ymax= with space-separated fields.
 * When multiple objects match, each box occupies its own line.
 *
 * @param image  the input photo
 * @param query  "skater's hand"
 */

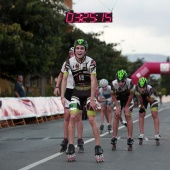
xmin=61 ymin=97 xmax=66 ymax=108
xmin=90 ymin=99 xmax=98 ymax=111
xmin=54 ymin=87 xmax=60 ymax=96
xmin=115 ymin=106 xmax=121 ymax=116
xmin=124 ymin=107 xmax=130 ymax=117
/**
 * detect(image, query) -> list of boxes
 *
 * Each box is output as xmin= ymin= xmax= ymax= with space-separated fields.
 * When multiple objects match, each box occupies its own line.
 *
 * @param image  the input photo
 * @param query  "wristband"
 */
xmin=55 ymin=87 xmax=59 ymax=88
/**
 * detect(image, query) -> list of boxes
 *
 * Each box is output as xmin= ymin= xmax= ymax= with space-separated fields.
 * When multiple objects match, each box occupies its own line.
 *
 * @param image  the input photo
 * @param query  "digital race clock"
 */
xmin=65 ymin=12 xmax=112 ymax=23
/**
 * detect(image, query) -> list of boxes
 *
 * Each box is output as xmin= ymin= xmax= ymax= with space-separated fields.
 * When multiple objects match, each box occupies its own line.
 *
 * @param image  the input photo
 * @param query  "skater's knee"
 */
xmin=88 ymin=118 xmax=95 ymax=126
xmin=152 ymin=112 xmax=158 ymax=119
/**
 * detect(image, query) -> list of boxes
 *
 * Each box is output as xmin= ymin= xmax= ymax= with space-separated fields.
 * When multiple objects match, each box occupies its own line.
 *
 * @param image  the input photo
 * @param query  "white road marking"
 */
xmin=19 ymin=106 xmax=170 ymax=170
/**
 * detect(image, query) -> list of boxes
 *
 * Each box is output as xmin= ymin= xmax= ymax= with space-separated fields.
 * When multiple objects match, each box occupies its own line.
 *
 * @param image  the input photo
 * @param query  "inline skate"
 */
xmin=66 ymin=144 xmax=76 ymax=162
xmin=138 ymin=133 xmax=144 ymax=145
xmin=127 ymin=138 xmax=134 ymax=151
xmin=111 ymin=137 xmax=117 ymax=151
xmin=77 ymin=138 xmax=84 ymax=152
xmin=121 ymin=120 xmax=127 ymax=127
xmin=94 ymin=145 xmax=104 ymax=163
xmin=99 ymin=125 xmax=104 ymax=134
xmin=60 ymin=138 xmax=68 ymax=152
xmin=107 ymin=124 xmax=112 ymax=134
xmin=155 ymin=134 xmax=161 ymax=146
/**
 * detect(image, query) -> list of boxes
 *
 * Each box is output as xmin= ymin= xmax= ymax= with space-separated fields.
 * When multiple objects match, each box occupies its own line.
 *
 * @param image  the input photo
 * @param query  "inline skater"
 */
xmin=135 ymin=77 xmax=160 ymax=145
xmin=98 ymin=79 xmax=126 ymax=134
xmin=98 ymin=79 xmax=112 ymax=134
xmin=111 ymin=69 xmax=134 ymax=151
xmin=61 ymin=39 xmax=104 ymax=162
xmin=54 ymin=47 xmax=84 ymax=153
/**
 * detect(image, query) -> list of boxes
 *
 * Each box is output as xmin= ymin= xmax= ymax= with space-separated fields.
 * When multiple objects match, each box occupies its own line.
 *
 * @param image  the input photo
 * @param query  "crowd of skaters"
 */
xmin=54 ymin=38 xmax=160 ymax=162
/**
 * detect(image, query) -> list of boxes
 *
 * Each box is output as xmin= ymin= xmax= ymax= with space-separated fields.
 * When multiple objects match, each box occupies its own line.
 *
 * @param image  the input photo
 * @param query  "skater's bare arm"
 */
xmin=90 ymin=74 xmax=98 ymax=111
xmin=112 ymin=93 xmax=121 ymax=115
xmin=61 ymin=73 xmax=68 ymax=107
xmin=124 ymin=91 xmax=134 ymax=115
xmin=54 ymin=72 xmax=63 ymax=96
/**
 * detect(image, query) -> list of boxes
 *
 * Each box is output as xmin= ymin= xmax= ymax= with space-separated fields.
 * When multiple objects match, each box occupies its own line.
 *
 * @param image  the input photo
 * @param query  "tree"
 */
xmin=0 ymin=0 xmax=67 ymax=80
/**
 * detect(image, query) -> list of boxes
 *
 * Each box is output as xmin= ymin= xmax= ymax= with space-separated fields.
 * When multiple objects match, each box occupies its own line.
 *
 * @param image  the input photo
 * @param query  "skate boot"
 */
xmin=66 ymin=144 xmax=76 ymax=162
xmin=77 ymin=138 xmax=84 ymax=153
xmin=138 ymin=133 xmax=144 ymax=145
xmin=60 ymin=138 xmax=68 ymax=152
xmin=155 ymin=134 xmax=161 ymax=146
xmin=111 ymin=137 xmax=117 ymax=151
xmin=94 ymin=145 xmax=104 ymax=163
xmin=121 ymin=120 xmax=127 ymax=127
xmin=107 ymin=124 xmax=112 ymax=134
xmin=99 ymin=125 xmax=104 ymax=134
xmin=127 ymin=138 xmax=134 ymax=151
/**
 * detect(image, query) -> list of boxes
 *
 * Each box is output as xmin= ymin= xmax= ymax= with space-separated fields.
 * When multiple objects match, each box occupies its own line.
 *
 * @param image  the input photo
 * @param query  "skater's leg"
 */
xmin=76 ymin=111 xmax=84 ymax=152
xmin=88 ymin=115 xmax=100 ymax=145
xmin=63 ymin=108 xmax=70 ymax=139
xmin=68 ymin=114 xmax=77 ymax=145
xmin=151 ymin=108 xmax=161 ymax=145
xmin=100 ymin=104 xmax=106 ymax=127
xmin=139 ymin=111 xmax=145 ymax=134
xmin=125 ymin=112 xmax=133 ymax=139
xmin=60 ymin=108 xmax=70 ymax=152
xmin=151 ymin=110 xmax=160 ymax=135
xmin=106 ymin=105 xmax=112 ymax=131
xmin=76 ymin=110 xmax=83 ymax=139
xmin=112 ymin=112 xmax=120 ymax=138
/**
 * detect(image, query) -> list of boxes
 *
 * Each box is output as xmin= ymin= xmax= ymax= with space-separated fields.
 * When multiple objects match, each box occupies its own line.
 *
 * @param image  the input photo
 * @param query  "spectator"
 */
xmin=14 ymin=75 xmax=26 ymax=97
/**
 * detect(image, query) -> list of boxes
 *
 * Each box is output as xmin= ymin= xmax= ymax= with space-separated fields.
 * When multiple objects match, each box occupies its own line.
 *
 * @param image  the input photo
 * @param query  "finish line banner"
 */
xmin=0 ymin=97 xmax=64 ymax=121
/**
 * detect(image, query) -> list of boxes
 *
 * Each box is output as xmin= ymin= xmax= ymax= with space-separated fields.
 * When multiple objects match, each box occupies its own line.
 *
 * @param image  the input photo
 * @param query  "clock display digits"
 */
xmin=65 ymin=12 xmax=74 ymax=23
xmin=75 ymin=13 xmax=82 ymax=23
xmin=81 ymin=13 xmax=89 ymax=23
xmin=89 ymin=13 xmax=97 ymax=23
xmin=65 ymin=12 xmax=112 ymax=23
xmin=105 ymin=13 xmax=112 ymax=22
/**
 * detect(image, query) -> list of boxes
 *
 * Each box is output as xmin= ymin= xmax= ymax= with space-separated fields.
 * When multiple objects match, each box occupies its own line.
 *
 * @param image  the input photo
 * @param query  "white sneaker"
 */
xmin=138 ymin=133 xmax=144 ymax=139
xmin=155 ymin=134 xmax=161 ymax=139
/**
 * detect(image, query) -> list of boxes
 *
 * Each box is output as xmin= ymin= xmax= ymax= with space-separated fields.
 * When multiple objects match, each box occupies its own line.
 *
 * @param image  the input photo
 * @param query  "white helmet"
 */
xmin=69 ymin=47 xmax=74 ymax=52
xmin=99 ymin=79 xmax=108 ymax=88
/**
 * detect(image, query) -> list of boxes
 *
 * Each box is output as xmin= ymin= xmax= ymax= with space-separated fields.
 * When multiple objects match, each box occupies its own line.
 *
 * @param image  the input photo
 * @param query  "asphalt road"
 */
xmin=0 ymin=103 xmax=170 ymax=170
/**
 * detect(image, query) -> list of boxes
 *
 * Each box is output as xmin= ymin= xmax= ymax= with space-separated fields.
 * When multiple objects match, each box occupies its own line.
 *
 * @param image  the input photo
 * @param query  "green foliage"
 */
xmin=0 ymin=0 xmax=67 ymax=78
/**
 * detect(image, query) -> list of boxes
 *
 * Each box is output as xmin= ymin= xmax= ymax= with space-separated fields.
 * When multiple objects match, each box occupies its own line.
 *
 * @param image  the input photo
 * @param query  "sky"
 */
xmin=72 ymin=0 xmax=170 ymax=56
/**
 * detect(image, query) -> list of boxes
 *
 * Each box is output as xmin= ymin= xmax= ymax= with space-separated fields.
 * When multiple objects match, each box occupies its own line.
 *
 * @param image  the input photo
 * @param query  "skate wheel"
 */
xmin=95 ymin=154 xmax=104 ymax=163
xmin=67 ymin=154 xmax=76 ymax=162
xmin=112 ymin=145 xmax=116 ymax=151
xmin=139 ymin=140 xmax=143 ymax=145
